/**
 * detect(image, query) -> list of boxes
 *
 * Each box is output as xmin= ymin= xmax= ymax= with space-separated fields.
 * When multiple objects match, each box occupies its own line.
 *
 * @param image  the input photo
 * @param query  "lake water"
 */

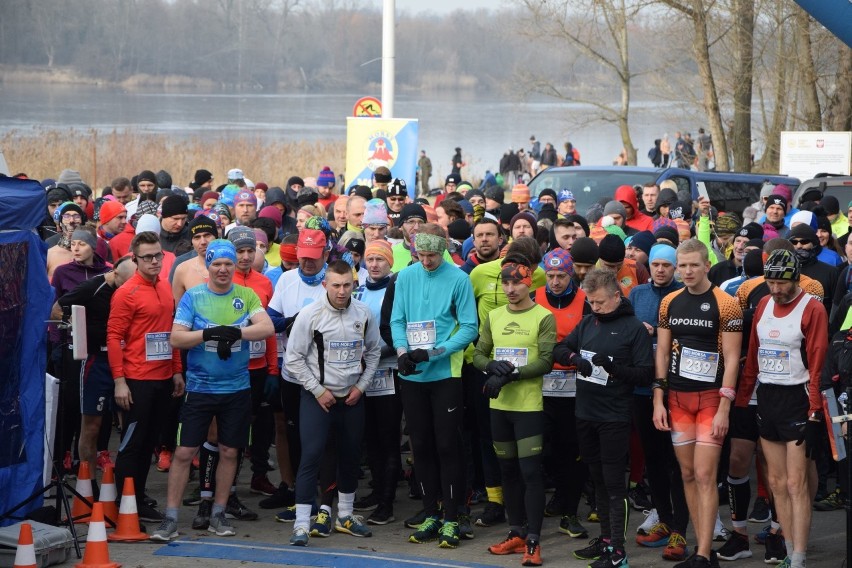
xmin=0 ymin=84 xmax=690 ymax=179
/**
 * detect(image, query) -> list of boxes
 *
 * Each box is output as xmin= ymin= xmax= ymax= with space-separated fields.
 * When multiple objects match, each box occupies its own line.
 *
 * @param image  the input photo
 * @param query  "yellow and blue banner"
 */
xmin=345 ymin=117 xmax=419 ymax=199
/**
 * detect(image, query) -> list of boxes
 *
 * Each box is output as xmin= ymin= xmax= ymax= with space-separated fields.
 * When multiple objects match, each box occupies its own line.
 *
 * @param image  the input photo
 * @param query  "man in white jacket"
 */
xmin=285 ymin=259 xmax=381 ymax=547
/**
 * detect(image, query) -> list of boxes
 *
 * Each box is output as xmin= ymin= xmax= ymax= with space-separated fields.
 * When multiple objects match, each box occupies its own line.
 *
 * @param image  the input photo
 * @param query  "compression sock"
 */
xmin=486 ymin=486 xmax=504 ymax=505
xmin=727 ymin=475 xmax=750 ymax=530
xmin=200 ymin=442 xmax=219 ymax=499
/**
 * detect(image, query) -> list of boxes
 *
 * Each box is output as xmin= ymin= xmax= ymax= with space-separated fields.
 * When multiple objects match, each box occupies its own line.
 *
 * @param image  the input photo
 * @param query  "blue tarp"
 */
xmin=0 ymin=177 xmax=51 ymax=525
xmin=795 ymin=0 xmax=852 ymax=48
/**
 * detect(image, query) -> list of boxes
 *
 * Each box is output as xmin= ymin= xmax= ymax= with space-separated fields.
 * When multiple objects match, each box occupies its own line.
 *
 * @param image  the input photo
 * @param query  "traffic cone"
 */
xmin=71 ymin=461 xmax=94 ymax=523
xmin=107 ymin=478 xmax=147 ymax=542
xmin=98 ymin=464 xmax=119 ymax=527
xmin=75 ymin=502 xmax=120 ymax=568
xmin=13 ymin=522 xmax=37 ymax=568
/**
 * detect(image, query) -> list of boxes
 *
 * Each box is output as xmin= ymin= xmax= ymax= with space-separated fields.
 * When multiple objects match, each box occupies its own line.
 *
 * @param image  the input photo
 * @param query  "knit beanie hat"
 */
xmin=570 ymin=237 xmax=599 ymax=264
xmin=135 ymin=214 xmax=161 ymax=235
xmin=189 ymin=215 xmax=218 ymax=238
xmin=511 ymin=183 xmax=531 ymax=204
xmin=317 ymin=167 xmax=336 ymax=187
xmin=448 ymin=219 xmax=471 ymax=241
xmin=161 ymin=195 xmax=188 ymax=218
xmin=737 ymin=222 xmax=763 ymax=241
xmin=765 ymin=194 xmax=788 ymax=212
xmin=602 ymin=200 xmax=627 ymax=219
xmin=338 ymin=230 xmax=366 ymax=256
xmin=510 ymin=211 xmax=537 ymax=233
xmin=484 ymin=186 xmax=505 ymax=205
xmin=598 ymin=233 xmax=626 ymax=263
xmin=649 ymin=243 xmax=677 ymax=265
xmin=228 ymin=226 xmax=257 ymax=251
xmin=542 ymin=248 xmax=574 ymax=275
xmin=821 ymin=195 xmax=840 ymax=215
xmin=374 ymin=167 xmax=392 ymax=184
xmin=58 ymin=169 xmax=84 ymax=185
xmin=137 ymin=170 xmax=157 ymax=186
xmin=629 ymin=230 xmax=655 ymax=257
xmin=364 ymin=239 xmax=394 ymax=266
xmin=788 ymin=223 xmax=819 ymax=247
xmin=789 ymin=210 xmax=816 ymax=230
xmin=220 ymin=185 xmax=240 ymax=207
xmin=99 ymin=201 xmax=126 ymax=225
xmin=363 ymin=199 xmax=389 ymax=226
xmin=399 ymin=204 xmax=427 ymax=224
xmin=764 ymin=249 xmax=800 ymax=280
xmin=538 ymin=203 xmax=558 ymax=224
xmin=258 ymin=206 xmax=283 ymax=229
xmin=70 ymin=229 xmax=97 ymax=250
xmin=234 ymin=190 xmax=258 ymax=207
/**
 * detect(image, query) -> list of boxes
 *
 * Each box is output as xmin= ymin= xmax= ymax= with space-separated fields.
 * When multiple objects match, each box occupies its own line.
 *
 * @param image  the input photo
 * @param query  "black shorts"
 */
xmin=756 ymin=382 xmax=808 ymax=443
xmin=729 ymin=404 xmax=759 ymax=442
xmin=79 ymin=352 xmax=114 ymax=416
xmin=177 ymin=389 xmax=252 ymax=449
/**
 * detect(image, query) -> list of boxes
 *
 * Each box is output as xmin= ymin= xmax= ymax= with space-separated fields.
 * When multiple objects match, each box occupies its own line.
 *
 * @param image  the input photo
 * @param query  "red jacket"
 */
xmin=233 ymin=269 xmax=277 ymax=375
xmin=107 ymin=272 xmax=182 ymax=380
xmin=615 ymin=185 xmax=654 ymax=232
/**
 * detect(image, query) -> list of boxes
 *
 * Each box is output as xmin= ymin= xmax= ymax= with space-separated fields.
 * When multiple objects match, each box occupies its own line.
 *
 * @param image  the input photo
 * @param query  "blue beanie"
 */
xmin=205 ymin=239 xmax=237 ymax=268
xmin=649 ymin=243 xmax=677 ymax=265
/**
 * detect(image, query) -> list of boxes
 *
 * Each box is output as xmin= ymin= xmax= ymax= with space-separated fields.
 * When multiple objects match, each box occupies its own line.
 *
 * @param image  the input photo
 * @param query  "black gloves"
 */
xmin=483 ymin=374 xmax=513 ymax=399
xmin=408 ymin=349 xmax=430 ymax=363
xmin=569 ymin=354 xmax=593 ymax=377
xmin=397 ymin=353 xmax=421 ymax=375
xmin=797 ymin=418 xmax=823 ymax=458
xmin=486 ymin=360 xmax=515 ymax=377
xmin=217 ymin=340 xmax=236 ymax=360
xmin=203 ymin=326 xmax=242 ymax=343
xmin=591 ymin=353 xmax=614 ymax=374
xmin=283 ymin=313 xmax=299 ymax=335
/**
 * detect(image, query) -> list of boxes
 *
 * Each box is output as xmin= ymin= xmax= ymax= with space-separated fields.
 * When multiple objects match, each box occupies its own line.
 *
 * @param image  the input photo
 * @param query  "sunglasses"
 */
xmin=789 ymin=239 xmax=810 ymax=246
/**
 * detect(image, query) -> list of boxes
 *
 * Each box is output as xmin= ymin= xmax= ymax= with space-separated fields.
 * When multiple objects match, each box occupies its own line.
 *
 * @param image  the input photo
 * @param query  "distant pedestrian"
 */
xmin=418 ymin=150 xmax=432 ymax=196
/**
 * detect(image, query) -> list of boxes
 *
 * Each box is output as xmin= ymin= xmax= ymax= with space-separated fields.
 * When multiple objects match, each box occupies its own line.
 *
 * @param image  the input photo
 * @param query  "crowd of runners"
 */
xmin=32 ymin=163 xmax=851 ymax=568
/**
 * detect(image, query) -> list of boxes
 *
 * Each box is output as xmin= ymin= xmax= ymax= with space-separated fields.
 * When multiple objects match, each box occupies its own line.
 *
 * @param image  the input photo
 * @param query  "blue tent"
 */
xmin=0 ymin=177 xmax=51 ymax=525
xmin=795 ymin=0 xmax=852 ymax=48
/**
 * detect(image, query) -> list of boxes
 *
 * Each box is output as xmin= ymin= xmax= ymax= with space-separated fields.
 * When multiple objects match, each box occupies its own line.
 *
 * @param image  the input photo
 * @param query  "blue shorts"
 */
xmin=79 ymin=352 xmax=114 ymax=416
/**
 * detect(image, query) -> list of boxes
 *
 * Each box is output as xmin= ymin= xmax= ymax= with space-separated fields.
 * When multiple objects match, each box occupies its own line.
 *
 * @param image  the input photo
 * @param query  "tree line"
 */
xmin=1 ymin=0 xmax=849 ymax=173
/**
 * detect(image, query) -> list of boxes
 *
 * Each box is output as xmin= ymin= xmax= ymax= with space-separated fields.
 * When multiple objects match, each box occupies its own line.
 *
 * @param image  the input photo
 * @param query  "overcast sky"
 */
xmin=394 ymin=0 xmax=501 ymax=15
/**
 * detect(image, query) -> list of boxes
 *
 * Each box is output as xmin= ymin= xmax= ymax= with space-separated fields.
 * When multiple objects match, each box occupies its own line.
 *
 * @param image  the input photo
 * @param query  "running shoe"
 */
xmin=367 ymin=503 xmax=395 ymax=525
xmin=289 ymin=527 xmax=309 ymax=546
xmin=764 ymin=533 xmax=787 ymax=564
xmin=714 ymin=517 xmax=730 ymax=542
xmin=310 ymin=510 xmax=332 ymax=537
xmin=488 ymin=532 xmax=526 ymax=555
xmin=573 ymin=536 xmax=608 ymax=560
xmin=590 ymin=545 xmax=628 ymax=568
xmin=544 ymin=493 xmax=562 ymax=517
xmin=748 ymin=497 xmax=771 ymax=523
xmin=717 ymin=530 xmax=752 ymax=561
xmin=662 ymin=532 xmax=688 ymax=561
xmin=468 ymin=488 xmax=487 ymax=505
xmin=192 ymin=500 xmax=212 ymax=530
xmin=250 ymin=474 xmax=277 ymax=496
xmin=409 ymin=516 xmax=442 ymax=543
xmin=754 ymin=525 xmax=771 ymax=544
xmin=259 ymin=483 xmax=296 ymax=509
xmin=457 ymin=512 xmax=474 ymax=540
xmin=636 ymin=522 xmax=671 ymax=547
xmin=636 ymin=509 xmax=659 ymax=535
xmin=774 ymin=557 xmax=791 ymax=568
xmin=587 ymin=508 xmax=600 ymax=523
xmin=475 ymin=501 xmax=505 ymax=527
xmin=183 ymin=486 xmax=202 ymax=506
xmin=138 ymin=502 xmax=165 ymax=523
xmin=522 ymin=538 xmax=542 ymax=566
xmin=814 ymin=489 xmax=847 ymax=511
xmin=628 ymin=482 xmax=653 ymax=511
xmin=276 ymin=503 xmax=318 ymax=523
xmin=404 ymin=508 xmax=429 ymax=529
xmin=559 ymin=514 xmax=588 ymax=538
xmin=156 ymin=447 xmax=172 ymax=472
xmin=225 ymin=494 xmax=258 ymax=520
xmin=149 ymin=517 xmax=179 ymax=542
xmin=437 ymin=520 xmax=459 ymax=548
xmin=335 ymin=514 xmax=372 ymax=537
xmin=353 ymin=492 xmax=381 ymax=511
xmin=208 ymin=512 xmax=236 ymax=536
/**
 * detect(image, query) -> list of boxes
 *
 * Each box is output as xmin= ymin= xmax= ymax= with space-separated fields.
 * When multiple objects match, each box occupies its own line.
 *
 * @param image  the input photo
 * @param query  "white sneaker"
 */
xmin=714 ymin=514 xmax=729 ymax=542
xmin=637 ymin=508 xmax=659 ymax=535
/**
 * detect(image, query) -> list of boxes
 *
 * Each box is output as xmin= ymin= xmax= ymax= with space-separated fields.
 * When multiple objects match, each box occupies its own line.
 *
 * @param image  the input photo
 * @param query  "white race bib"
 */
xmin=495 ymin=347 xmax=528 ymax=369
xmin=579 ymin=350 xmax=609 ymax=385
xmin=249 ymin=339 xmax=267 ymax=359
xmin=679 ymin=347 xmax=718 ymax=382
xmin=328 ymin=340 xmax=363 ymax=367
xmin=542 ymin=370 xmax=577 ymax=397
xmin=406 ymin=321 xmax=436 ymax=350
xmin=145 ymin=332 xmax=172 ymax=361
xmin=757 ymin=347 xmax=791 ymax=378
xmin=366 ymin=368 xmax=395 ymax=397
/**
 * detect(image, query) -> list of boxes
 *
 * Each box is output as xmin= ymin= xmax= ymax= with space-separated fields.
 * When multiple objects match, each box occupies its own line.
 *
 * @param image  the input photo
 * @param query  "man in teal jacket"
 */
xmin=390 ymin=223 xmax=478 ymax=549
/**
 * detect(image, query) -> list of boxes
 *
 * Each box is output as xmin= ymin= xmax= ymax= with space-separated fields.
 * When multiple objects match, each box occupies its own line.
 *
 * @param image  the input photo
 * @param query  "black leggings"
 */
xmin=400 ymin=378 xmax=465 ymax=521
xmin=543 ymin=397 xmax=588 ymax=516
xmin=577 ymin=419 xmax=630 ymax=549
xmin=491 ymin=409 xmax=545 ymax=537
xmin=364 ymin=371 xmax=403 ymax=505
xmin=633 ymin=395 xmax=689 ymax=534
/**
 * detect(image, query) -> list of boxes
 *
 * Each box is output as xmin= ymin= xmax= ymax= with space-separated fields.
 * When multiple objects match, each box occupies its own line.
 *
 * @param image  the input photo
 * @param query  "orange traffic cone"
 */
xmin=71 ymin=462 xmax=94 ymax=523
xmin=75 ymin=502 xmax=120 ymax=568
xmin=13 ymin=522 xmax=37 ymax=568
xmin=99 ymin=465 xmax=119 ymax=527
xmin=107 ymin=478 xmax=147 ymax=542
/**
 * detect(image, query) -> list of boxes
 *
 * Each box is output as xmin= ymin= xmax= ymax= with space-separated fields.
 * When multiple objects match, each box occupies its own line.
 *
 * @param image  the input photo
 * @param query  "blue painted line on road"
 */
xmin=154 ymin=537 xmax=502 ymax=567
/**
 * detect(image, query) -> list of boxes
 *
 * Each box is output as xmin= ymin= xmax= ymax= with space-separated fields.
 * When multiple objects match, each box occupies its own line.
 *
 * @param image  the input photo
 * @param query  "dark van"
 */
xmin=528 ymin=166 xmax=800 ymax=217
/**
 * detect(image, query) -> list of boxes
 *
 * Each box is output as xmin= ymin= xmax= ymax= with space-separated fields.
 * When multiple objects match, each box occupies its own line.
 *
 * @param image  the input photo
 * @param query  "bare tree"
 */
xmin=731 ymin=0 xmax=755 ymax=171
xmin=794 ymin=6 xmax=822 ymax=130
xmin=825 ymin=45 xmax=852 ymax=131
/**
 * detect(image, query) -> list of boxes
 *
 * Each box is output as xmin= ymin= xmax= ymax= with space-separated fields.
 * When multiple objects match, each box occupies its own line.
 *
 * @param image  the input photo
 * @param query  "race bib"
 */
xmin=407 ymin=321 xmax=436 ymax=350
xmin=495 ymin=347 xmax=528 ymax=368
xmin=249 ymin=339 xmax=267 ymax=359
xmin=679 ymin=347 xmax=718 ymax=382
xmin=328 ymin=340 xmax=363 ymax=366
xmin=579 ymin=350 xmax=609 ymax=385
xmin=145 ymin=332 xmax=172 ymax=361
xmin=757 ymin=347 xmax=790 ymax=378
xmin=542 ymin=370 xmax=577 ymax=397
xmin=366 ymin=368 xmax=395 ymax=397
xmin=276 ymin=332 xmax=286 ymax=358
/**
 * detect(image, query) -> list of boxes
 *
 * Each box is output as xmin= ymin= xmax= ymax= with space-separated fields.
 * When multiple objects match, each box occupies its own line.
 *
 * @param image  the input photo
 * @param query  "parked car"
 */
xmin=792 ymin=173 xmax=852 ymax=210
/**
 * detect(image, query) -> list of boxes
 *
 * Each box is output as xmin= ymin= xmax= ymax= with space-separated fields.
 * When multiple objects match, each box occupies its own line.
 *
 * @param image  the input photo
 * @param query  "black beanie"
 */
xmin=286 ymin=176 xmax=305 ymax=189
xmin=161 ymin=195 xmax=188 ymax=218
xmin=598 ymin=233 xmax=626 ymax=263
xmin=188 ymin=215 xmax=218 ymax=237
xmin=564 ymin=214 xmax=590 ymax=237
xmin=737 ymin=222 xmax=764 ymax=241
xmin=571 ymin=237 xmax=599 ymax=264
xmin=448 ymin=219 xmax=472 ymax=241
xmin=538 ymin=203 xmax=558 ymax=224
xmin=137 ymin=170 xmax=157 ymax=186
xmin=789 ymin=223 xmax=819 ymax=246
xmin=500 ymin=203 xmax=519 ymax=225
xmin=654 ymin=226 xmax=679 ymax=246
xmin=194 ymin=169 xmax=213 ymax=187
xmin=821 ymin=195 xmax=840 ymax=215
xmin=743 ymin=249 xmax=764 ymax=278
xmin=399 ymin=204 xmax=427 ymax=224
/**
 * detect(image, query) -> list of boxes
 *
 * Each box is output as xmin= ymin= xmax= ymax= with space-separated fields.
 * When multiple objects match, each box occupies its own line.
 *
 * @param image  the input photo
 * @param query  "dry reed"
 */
xmin=1 ymin=128 xmax=346 ymax=192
